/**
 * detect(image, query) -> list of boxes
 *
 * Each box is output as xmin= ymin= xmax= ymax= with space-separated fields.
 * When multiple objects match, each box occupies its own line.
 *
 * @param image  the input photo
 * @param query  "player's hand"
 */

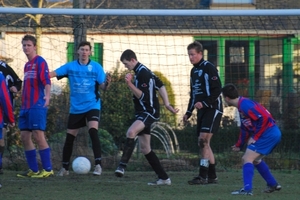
xmin=247 ymin=138 xmax=256 ymax=145
xmin=182 ymin=115 xmax=189 ymax=125
xmin=125 ymin=73 xmax=133 ymax=84
xmin=8 ymin=123 xmax=15 ymax=127
xmin=231 ymin=145 xmax=240 ymax=152
xmin=43 ymin=95 xmax=50 ymax=107
xmin=9 ymin=86 xmax=18 ymax=93
xmin=165 ymin=104 xmax=179 ymax=114
xmin=105 ymin=72 xmax=112 ymax=85
xmin=194 ymin=102 xmax=203 ymax=110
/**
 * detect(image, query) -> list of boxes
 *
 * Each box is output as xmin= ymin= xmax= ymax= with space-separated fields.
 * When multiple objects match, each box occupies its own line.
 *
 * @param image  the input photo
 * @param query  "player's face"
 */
xmin=22 ymin=40 xmax=36 ymax=57
xmin=77 ymin=45 xmax=91 ymax=61
xmin=122 ymin=59 xmax=135 ymax=70
xmin=188 ymin=48 xmax=202 ymax=65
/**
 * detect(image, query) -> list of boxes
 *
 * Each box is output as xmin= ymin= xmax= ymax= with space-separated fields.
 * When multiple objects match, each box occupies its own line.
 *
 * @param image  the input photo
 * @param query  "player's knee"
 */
xmin=199 ymin=138 xmax=207 ymax=149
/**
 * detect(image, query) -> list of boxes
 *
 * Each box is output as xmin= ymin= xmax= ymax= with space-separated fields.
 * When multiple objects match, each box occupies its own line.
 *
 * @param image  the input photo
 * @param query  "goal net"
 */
xmin=0 ymin=5 xmax=300 ymax=172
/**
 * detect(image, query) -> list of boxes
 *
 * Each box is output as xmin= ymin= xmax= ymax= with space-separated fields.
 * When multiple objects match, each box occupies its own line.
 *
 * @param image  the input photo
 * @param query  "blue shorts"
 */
xmin=18 ymin=108 xmax=48 ymax=131
xmin=247 ymin=125 xmax=281 ymax=155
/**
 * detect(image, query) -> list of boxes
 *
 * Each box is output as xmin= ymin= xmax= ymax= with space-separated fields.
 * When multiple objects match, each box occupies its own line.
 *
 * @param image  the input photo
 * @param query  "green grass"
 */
xmin=0 ymin=170 xmax=299 ymax=200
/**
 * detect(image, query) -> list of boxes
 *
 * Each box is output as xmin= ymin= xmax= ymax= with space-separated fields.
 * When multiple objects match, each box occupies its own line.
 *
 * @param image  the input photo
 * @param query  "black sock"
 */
xmin=62 ymin=133 xmax=75 ymax=170
xmin=208 ymin=163 xmax=217 ymax=179
xmin=89 ymin=128 xmax=102 ymax=166
xmin=145 ymin=150 xmax=168 ymax=180
xmin=119 ymin=138 xmax=135 ymax=167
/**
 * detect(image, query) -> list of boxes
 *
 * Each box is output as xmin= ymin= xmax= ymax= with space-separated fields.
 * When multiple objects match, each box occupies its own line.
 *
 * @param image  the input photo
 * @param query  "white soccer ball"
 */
xmin=72 ymin=156 xmax=91 ymax=174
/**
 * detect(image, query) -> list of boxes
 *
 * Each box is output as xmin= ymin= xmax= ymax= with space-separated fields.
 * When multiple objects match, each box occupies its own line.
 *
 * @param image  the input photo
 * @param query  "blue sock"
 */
xmin=39 ymin=148 xmax=52 ymax=171
xmin=25 ymin=149 xmax=38 ymax=172
xmin=255 ymin=160 xmax=277 ymax=187
xmin=243 ymin=163 xmax=254 ymax=191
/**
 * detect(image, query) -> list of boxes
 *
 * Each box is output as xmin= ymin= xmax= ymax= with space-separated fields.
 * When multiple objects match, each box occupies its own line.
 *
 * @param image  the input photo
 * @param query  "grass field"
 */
xmin=0 ymin=170 xmax=299 ymax=200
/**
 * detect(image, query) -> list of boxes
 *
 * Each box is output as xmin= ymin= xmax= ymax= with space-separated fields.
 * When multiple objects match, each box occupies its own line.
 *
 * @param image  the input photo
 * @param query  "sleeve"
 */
xmin=96 ymin=63 xmax=106 ymax=85
xmin=6 ymin=64 xmax=22 ymax=91
xmin=136 ymin=69 xmax=152 ymax=101
xmin=201 ymin=64 xmax=222 ymax=108
xmin=235 ymin=126 xmax=250 ymax=149
xmin=153 ymin=72 xmax=164 ymax=89
xmin=55 ymin=63 xmax=69 ymax=78
xmin=0 ymin=76 xmax=14 ymax=123
xmin=185 ymin=72 xmax=194 ymax=118
xmin=38 ymin=58 xmax=51 ymax=86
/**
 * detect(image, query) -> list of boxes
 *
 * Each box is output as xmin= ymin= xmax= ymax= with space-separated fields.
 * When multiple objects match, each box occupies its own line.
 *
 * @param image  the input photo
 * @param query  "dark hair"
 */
xmin=187 ymin=41 xmax=203 ymax=53
xmin=120 ymin=49 xmax=137 ymax=61
xmin=22 ymin=34 xmax=37 ymax=46
xmin=77 ymin=41 xmax=92 ymax=50
xmin=221 ymin=83 xmax=239 ymax=99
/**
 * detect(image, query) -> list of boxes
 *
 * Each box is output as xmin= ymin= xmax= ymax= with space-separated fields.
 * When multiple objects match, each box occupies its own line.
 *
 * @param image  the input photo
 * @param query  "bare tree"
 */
xmin=0 ymin=0 xmax=70 ymax=54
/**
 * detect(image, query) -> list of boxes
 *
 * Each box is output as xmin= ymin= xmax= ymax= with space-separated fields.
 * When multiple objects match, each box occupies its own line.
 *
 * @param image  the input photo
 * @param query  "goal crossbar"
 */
xmin=0 ymin=7 xmax=299 ymax=16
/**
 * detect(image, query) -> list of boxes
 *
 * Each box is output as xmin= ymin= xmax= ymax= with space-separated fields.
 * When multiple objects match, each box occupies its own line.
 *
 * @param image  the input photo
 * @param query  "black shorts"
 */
xmin=196 ymin=108 xmax=222 ymax=135
xmin=67 ymin=109 xmax=100 ymax=129
xmin=136 ymin=112 xmax=158 ymax=136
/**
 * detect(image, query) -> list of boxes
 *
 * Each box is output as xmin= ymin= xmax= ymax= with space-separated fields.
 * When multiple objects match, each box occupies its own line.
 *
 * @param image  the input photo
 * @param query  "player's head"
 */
xmin=187 ymin=41 xmax=203 ymax=65
xmin=221 ymin=83 xmax=239 ymax=99
xmin=77 ymin=41 xmax=92 ymax=61
xmin=120 ymin=49 xmax=138 ymax=70
xmin=22 ymin=35 xmax=37 ymax=58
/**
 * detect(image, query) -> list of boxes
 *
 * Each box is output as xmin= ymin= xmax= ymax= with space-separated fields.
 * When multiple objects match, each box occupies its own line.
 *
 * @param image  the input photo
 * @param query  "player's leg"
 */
xmin=253 ymin=126 xmax=282 ymax=193
xmin=57 ymin=113 xmax=83 ymax=176
xmin=87 ymin=109 xmax=102 ymax=175
xmin=231 ymin=148 xmax=259 ymax=195
xmin=138 ymin=133 xmax=171 ymax=185
xmin=24 ymin=108 xmax=53 ymax=178
xmin=115 ymin=119 xmax=145 ymax=177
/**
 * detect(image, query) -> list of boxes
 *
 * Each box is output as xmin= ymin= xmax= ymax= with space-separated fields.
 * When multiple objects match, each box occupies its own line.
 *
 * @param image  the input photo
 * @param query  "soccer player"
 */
xmin=184 ymin=41 xmax=223 ymax=185
xmin=17 ymin=35 xmax=54 ymax=178
xmin=0 ymin=73 xmax=15 ymax=187
xmin=50 ymin=41 xmax=111 ymax=176
xmin=221 ymin=83 xmax=281 ymax=195
xmin=114 ymin=49 xmax=179 ymax=185
xmin=0 ymin=60 xmax=22 ymax=174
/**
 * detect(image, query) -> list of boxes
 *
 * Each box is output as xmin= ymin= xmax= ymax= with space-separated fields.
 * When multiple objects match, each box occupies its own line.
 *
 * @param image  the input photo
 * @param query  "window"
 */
xmin=209 ymin=0 xmax=256 ymax=9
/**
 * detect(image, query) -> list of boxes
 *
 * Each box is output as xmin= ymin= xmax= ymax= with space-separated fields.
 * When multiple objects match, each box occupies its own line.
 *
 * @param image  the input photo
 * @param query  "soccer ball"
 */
xmin=72 ymin=157 xmax=91 ymax=174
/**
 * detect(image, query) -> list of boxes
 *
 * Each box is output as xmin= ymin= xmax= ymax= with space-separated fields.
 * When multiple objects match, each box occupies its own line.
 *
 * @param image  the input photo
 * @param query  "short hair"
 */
xmin=77 ymin=41 xmax=92 ymax=50
xmin=120 ymin=49 xmax=137 ymax=61
xmin=22 ymin=34 xmax=37 ymax=46
xmin=221 ymin=83 xmax=239 ymax=99
xmin=187 ymin=41 xmax=203 ymax=53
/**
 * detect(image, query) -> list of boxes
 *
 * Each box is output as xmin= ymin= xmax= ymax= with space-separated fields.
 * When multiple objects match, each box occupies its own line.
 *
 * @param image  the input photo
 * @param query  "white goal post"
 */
xmin=0 ymin=7 xmax=299 ymax=16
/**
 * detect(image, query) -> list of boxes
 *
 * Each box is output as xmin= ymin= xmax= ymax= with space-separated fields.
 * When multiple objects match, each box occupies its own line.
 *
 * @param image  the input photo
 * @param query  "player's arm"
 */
xmin=201 ymin=65 xmax=222 ymax=108
xmin=125 ymin=73 xmax=143 ymax=98
xmin=49 ymin=71 xmax=57 ymax=78
xmin=0 ymin=78 xmax=15 ymax=125
xmin=184 ymin=74 xmax=195 ymax=121
xmin=99 ymin=72 xmax=111 ymax=91
xmin=6 ymin=65 xmax=22 ymax=92
xmin=44 ymin=84 xmax=51 ymax=107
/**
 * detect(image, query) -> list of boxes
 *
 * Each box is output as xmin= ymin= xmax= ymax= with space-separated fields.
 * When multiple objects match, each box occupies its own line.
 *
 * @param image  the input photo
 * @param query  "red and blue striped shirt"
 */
xmin=21 ymin=55 xmax=51 ymax=109
xmin=235 ymin=97 xmax=276 ymax=148
xmin=0 ymin=73 xmax=14 ymax=126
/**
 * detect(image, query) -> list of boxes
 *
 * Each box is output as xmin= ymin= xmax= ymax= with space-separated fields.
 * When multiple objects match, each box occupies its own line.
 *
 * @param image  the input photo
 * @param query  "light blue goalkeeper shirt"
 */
xmin=55 ymin=60 xmax=106 ymax=114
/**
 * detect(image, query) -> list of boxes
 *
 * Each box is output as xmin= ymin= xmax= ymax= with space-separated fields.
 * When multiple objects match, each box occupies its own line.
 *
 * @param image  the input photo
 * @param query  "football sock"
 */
xmin=62 ymin=133 xmax=75 ymax=170
xmin=243 ymin=163 xmax=254 ymax=191
xmin=208 ymin=163 xmax=217 ymax=179
xmin=255 ymin=160 xmax=277 ymax=186
xmin=39 ymin=148 xmax=52 ymax=171
xmin=199 ymin=159 xmax=209 ymax=179
xmin=25 ymin=149 xmax=38 ymax=172
xmin=0 ymin=145 xmax=4 ymax=168
xmin=119 ymin=138 xmax=135 ymax=167
xmin=89 ymin=128 xmax=102 ymax=166
xmin=145 ymin=150 xmax=168 ymax=180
